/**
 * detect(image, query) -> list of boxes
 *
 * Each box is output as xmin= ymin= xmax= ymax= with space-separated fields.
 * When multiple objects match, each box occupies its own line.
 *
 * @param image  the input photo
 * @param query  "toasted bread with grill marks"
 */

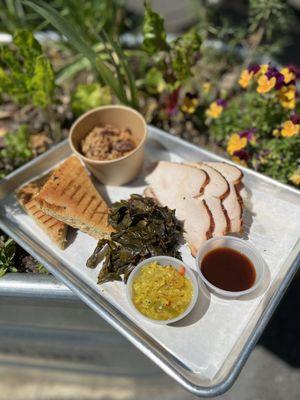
xmin=16 ymin=180 xmax=68 ymax=249
xmin=34 ymin=156 xmax=113 ymax=240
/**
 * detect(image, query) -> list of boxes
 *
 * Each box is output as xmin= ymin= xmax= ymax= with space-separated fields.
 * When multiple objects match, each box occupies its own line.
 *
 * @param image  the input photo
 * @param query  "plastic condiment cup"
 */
xmin=126 ymin=256 xmax=199 ymax=325
xmin=196 ymin=237 xmax=265 ymax=298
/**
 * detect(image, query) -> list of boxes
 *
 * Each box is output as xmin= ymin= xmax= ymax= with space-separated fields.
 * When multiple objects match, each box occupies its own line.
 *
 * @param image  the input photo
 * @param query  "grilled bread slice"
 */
xmin=35 ymin=156 xmax=113 ymax=240
xmin=16 ymin=180 xmax=68 ymax=249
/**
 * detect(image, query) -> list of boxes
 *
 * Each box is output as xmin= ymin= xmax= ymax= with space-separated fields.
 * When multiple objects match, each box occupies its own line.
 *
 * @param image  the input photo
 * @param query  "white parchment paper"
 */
xmin=1 ymin=140 xmax=300 ymax=381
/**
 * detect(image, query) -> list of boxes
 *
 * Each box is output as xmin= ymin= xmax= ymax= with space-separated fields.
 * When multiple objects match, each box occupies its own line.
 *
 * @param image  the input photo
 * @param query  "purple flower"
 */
xmin=233 ymin=149 xmax=250 ymax=161
xmin=216 ymin=99 xmax=227 ymax=108
xmin=248 ymin=64 xmax=260 ymax=74
xmin=274 ymin=74 xmax=285 ymax=89
xmin=265 ymin=66 xmax=278 ymax=79
xmin=290 ymin=114 xmax=300 ymax=125
xmin=238 ymin=128 xmax=256 ymax=141
xmin=283 ymin=79 xmax=296 ymax=87
xmin=186 ymin=92 xmax=198 ymax=99
xmin=265 ymin=66 xmax=285 ymax=90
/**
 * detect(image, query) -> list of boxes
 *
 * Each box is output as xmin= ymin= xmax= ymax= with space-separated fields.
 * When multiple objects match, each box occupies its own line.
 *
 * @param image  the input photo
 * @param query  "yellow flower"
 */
xmin=232 ymin=156 xmax=248 ymax=167
xmin=206 ymin=102 xmax=223 ymax=119
xmin=181 ymin=96 xmax=199 ymax=114
xmin=238 ymin=70 xmax=253 ymax=88
xmin=227 ymin=133 xmax=247 ymax=155
xmin=272 ymin=128 xmax=281 ymax=137
xmin=289 ymin=170 xmax=300 ymax=186
xmin=280 ymin=67 xmax=295 ymax=84
xmin=278 ymin=85 xmax=296 ymax=109
xmin=281 ymin=120 xmax=299 ymax=137
xmin=259 ymin=64 xmax=269 ymax=74
xmin=202 ymin=82 xmax=211 ymax=94
xmin=281 ymin=99 xmax=296 ymax=110
xmin=257 ymin=75 xmax=276 ymax=94
xmin=280 ymin=85 xmax=296 ymax=100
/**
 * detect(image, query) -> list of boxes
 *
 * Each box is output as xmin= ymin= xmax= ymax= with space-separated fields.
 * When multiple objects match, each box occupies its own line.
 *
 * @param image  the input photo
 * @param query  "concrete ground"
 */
xmin=0 ymin=345 xmax=299 ymax=400
xmin=0 ymin=277 xmax=299 ymax=400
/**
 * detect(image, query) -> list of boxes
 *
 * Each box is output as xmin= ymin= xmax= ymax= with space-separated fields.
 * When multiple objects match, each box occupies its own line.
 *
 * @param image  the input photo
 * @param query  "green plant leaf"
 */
xmin=0 ymin=29 xmax=55 ymax=108
xmin=113 ymin=40 xmax=139 ymax=109
xmin=71 ymin=83 xmax=112 ymax=116
xmin=97 ymin=31 xmax=128 ymax=104
xmin=101 ymin=31 xmax=139 ymax=109
xmin=0 ymin=125 xmax=33 ymax=178
xmin=0 ymin=267 xmax=7 ymax=277
xmin=31 ymin=55 xmax=55 ymax=108
xmin=13 ymin=29 xmax=42 ymax=59
xmin=24 ymin=0 xmax=129 ymax=105
xmin=0 ymin=238 xmax=16 ymax=277
xmin=95 ymin=56 xmax=129 ymax=104
xmin=170 ymin=28 xmax=201 ymax=81
xmin=143 ymin=1 xmax=169 ymax=55
xmin=35 ymin=262 xmax=49 ymax=274
xmin=23 ymin=0 xmax=96 ymax=64
xmin=144 ymin=67 xmax=166 ymax=94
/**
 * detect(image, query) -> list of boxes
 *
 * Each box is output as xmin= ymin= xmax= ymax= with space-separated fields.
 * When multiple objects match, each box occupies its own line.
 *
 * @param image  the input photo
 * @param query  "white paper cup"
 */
xmin=196 ymin=237 xmax=265 ymax=298
xmin=126 ymin=256 xmax=199 ymax=325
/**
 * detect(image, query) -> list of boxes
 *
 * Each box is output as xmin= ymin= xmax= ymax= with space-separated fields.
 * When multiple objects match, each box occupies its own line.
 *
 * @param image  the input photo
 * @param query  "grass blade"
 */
xmin=24 ymin=0 xmax=95 ymax=64
xmin=102 ymin=31 xmax=139 ymax=110
xmin=23 ymin=0 xmax=129 ymax=104
xmin=99 ymin=32 xmax=128 ymax=105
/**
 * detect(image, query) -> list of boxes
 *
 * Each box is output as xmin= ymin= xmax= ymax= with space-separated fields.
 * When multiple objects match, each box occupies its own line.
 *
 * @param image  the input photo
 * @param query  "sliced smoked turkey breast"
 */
xmin=206 ymin=162 xmax=243 ymax=233
xmin=146 ymin=161 xmax=213 ymax=255
xmin=145 ymin=160 xmax=244 ymax=256
xmin=189 ymin=162 xmax=230 ymax=237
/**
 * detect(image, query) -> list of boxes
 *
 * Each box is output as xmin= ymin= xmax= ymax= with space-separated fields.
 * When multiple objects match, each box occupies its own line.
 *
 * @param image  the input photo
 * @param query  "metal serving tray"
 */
xmin=0 ymin=126 xmax=299 ymax=397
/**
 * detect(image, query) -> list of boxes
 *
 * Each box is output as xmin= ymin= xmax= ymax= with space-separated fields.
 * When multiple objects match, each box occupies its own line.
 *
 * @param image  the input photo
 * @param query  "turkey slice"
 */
xmin=147 ymin=161 xmax=209 ymax=197
xmin=206 ymin=162 xmax=243 ymax=184
xmin=206 ymin=162 xmax=243 ymax=233
xmin=189 ymin=162 xmax=229 ymax=237
xmin=146 ymin=161 xmax=212 ymax=255
xmin=190 ymin=162 xmax=229 ymax=199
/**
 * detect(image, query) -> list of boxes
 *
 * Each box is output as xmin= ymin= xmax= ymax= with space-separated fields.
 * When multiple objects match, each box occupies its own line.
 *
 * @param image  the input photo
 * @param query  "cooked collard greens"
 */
xmin=86 ymin=194 xmax=183 ymax=284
